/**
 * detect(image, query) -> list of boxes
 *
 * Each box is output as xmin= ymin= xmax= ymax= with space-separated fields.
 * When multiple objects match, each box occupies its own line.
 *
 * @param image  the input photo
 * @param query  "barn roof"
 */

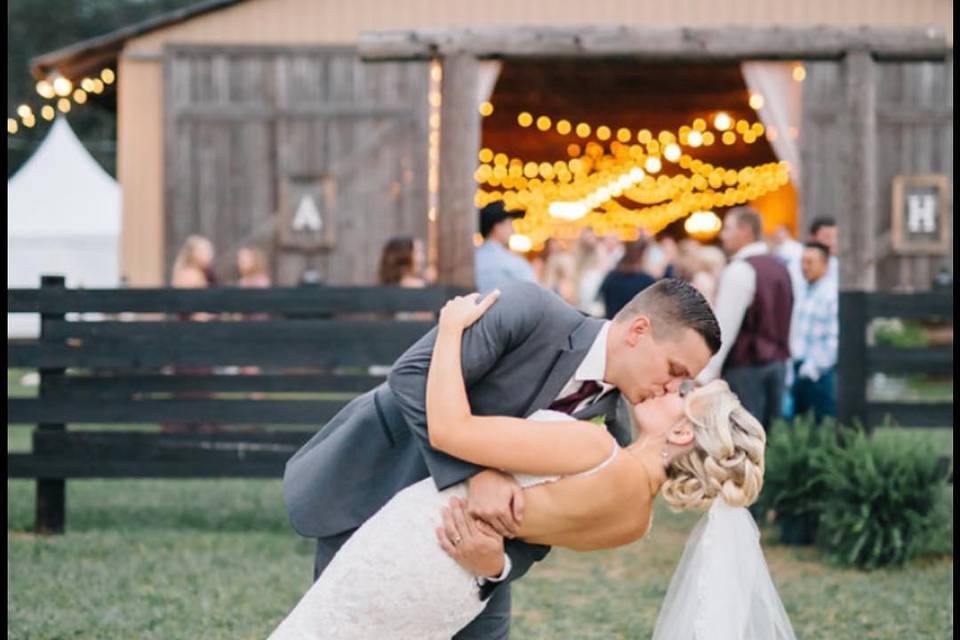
xmin=30 ymin=0 xmax=246 ymax=80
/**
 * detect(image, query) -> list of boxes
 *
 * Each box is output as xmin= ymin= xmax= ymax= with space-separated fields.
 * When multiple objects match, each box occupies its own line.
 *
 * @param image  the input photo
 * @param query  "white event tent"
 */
xmin=7 ymin=117 xmax=121 ymax=337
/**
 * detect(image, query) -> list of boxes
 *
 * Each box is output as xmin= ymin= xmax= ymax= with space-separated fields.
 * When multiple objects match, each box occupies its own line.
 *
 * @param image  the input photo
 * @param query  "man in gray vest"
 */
xmin=696 ymin=207 xmax=794 ymax=432
xmin=283 ymin=279 xmax=720 ymax=638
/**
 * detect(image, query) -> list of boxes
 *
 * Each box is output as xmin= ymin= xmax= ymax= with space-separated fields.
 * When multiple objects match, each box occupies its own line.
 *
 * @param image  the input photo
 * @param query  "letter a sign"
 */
xmin=292 ymin=195 xmax=323 ymax=232
xmin=279 ymin=175 xmax=336 ymax=250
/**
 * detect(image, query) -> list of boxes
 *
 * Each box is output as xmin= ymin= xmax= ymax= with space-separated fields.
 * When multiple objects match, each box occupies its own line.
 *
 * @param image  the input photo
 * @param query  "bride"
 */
xmin=268 ymin=292 xmax=795 ymax=639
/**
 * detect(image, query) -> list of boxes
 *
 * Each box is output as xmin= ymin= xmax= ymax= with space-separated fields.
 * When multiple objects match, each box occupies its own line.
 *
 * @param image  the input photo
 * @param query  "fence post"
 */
xmin=35 ymin=274 xmax=67 ymax=534
xmin=837 ymin=290 xmax=869 ymax=432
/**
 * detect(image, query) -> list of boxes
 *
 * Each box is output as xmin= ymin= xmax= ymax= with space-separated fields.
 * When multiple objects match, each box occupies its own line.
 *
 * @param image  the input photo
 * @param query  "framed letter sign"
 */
xmin=891 ymin=175 xmax=950 ymax=254
xmin=278 ymin=175 xmax=337 ymax=250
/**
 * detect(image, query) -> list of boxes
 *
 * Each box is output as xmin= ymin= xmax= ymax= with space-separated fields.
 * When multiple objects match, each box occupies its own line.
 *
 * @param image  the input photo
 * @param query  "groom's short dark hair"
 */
xmin=614 ymin=278 xmax=721 ymax=354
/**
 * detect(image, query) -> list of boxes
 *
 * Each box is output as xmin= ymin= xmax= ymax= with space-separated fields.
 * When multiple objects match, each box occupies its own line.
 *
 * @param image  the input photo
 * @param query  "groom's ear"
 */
xmin=625 ymin=315 xmax=653 ymax=346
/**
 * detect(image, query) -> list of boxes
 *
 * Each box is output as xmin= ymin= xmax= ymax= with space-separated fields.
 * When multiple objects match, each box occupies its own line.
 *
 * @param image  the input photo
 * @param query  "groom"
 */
xmin=283 ymin=278 xmax=720 ymax=638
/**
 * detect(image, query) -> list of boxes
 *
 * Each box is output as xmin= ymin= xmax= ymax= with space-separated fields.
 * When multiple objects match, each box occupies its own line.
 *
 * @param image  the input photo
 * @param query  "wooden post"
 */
xmin=436 ymin=54 xmax=480 ymax=288
xmin=837 ymin=291 xmax=868 ymax=431
xmin=35 ymin=275 xmax=67 ymax=534
xmin=841 ymin=50 xmax=878 ymax=291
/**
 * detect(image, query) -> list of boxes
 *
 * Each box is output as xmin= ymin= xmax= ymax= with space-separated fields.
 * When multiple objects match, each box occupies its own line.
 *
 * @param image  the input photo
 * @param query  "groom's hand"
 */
xmin=437 ymin=497 xmax=505 ymax=578
xmin=466 ymin=469 xmax=524 ymax=538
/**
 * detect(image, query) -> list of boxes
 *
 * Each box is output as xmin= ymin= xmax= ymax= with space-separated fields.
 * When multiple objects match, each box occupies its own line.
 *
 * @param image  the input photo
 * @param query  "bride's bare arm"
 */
xmin=426 ymin=293 xmax=613 ymax=477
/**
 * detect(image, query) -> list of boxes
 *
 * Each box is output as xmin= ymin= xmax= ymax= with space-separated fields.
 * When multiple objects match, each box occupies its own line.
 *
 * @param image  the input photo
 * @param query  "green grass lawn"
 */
xmin=7 ymin=478 xmax=953 ymax=639
xmin=7 ymin=367 xmax=955 ymax=638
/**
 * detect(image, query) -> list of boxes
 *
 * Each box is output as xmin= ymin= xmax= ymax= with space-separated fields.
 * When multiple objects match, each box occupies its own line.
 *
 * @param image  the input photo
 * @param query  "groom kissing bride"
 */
xmin=272 ymin=278 xmax=796 ymax=639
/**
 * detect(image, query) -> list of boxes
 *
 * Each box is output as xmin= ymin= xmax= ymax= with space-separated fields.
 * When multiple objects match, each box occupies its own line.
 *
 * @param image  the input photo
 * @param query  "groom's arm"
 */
xmin=387 ymin=282 xmax=548 ymax=490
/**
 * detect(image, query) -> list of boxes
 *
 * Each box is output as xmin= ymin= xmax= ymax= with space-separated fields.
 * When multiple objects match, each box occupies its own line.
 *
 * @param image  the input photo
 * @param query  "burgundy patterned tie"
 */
xmin=548 ymin=380 xmax=603 ymax=416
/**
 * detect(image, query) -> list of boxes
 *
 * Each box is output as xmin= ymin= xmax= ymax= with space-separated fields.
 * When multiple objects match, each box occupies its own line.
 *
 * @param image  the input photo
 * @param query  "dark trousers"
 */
xmin=315 ymin=532 xmax=511 ymax=639
xmin=792 ymin=364 xmax=837 ymax=424
xmin=724 ymin=360 xmax=786 ymax=434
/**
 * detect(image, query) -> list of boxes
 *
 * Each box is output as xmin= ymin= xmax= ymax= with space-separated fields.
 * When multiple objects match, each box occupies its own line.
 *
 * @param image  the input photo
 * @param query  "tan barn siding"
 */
xmin=116 ymin=0 xmax=953 ymax=284
xmin=117 ymin=56 xmax=166 ymax=285
xmin=126 ymin=0 xmax=952 ymax=51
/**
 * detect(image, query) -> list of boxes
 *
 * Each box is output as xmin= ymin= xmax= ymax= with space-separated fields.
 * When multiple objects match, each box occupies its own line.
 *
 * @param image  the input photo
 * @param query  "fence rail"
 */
xmin=7 ymin=275 xmax=467 ymax=533
xmin=837 ymin=290 xmax=953 ymax=430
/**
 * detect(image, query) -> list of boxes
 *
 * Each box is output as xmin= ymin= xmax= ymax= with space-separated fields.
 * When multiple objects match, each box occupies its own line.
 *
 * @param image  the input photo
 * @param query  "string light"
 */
xmin=748 ymin=93 xmax=765 ymax=110
xmin=53 ymin=76 xmax=73 ymax=97
xmin=713 ymin=112 xmax=732 ymax=131
xmin=36 ymin=80 xmax=54 ymax=99
xmin=477 ymin=110 xmax=791 ymax=243
xmin=517 ymin=112 xmax=533 ymax=127
xmin=478 ymin=101 xmax=494 ymax=116
xmin=792 ymin=64 xmax=806 ymax=82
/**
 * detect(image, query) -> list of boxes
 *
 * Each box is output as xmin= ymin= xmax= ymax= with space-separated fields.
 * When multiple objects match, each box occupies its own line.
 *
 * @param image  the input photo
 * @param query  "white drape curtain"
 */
xmin=741 ymin=62 xmax=803 ymax=186
xmin=476 ymin=60 xmax=502 ymax=105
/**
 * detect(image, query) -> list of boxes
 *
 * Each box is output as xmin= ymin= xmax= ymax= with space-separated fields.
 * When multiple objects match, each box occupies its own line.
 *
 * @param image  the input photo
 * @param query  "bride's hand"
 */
xmin=438 ymin=290 xmax=500 ymax=331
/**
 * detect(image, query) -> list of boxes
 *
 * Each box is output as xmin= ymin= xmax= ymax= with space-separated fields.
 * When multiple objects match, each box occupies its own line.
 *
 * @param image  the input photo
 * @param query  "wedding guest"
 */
xmin=378 ymin=236 xmax=433 ymax=322
xmin=474 ymin=201 xmax=536 ymax=293
xmin=789 ymin=242 xmax=838 ymax=423
xmin=539 ymin=238 xmax=578 ymax=305
xmin=165 ymin=234 xmax=218 ymax=433
xmin=574 ymin=228 xmax=607 ymax=316
xmin=696 ymin=207 xmax=793 ymax=434
xmin=598 ymin=239 xmax=657 ymax=318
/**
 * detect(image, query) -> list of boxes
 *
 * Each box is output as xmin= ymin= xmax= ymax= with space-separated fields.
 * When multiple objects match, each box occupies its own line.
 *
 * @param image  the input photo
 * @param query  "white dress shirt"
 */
xmin=696 ymin=242 xmax=770 ymax=384
xmin=555 ymin=320 xmax=615 ymax=408
xmin=484 ymin=320 xmax=612 ymax=584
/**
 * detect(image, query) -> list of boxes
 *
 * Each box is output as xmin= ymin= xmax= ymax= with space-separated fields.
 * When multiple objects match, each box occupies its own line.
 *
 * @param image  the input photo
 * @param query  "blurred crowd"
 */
xmin=471 ymin=200 xmax=840 ymax=432
xmin=171 ymin=200 xmax=841 ymax=433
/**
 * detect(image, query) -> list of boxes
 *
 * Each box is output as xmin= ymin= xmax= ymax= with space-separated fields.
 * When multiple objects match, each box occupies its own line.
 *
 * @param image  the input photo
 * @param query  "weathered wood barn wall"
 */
xmin=802 ymin=57 xmax=953 ymax=291
xmin=30 ymin=0 xmax=953 ymax=289
xmin=163 ymin=46 xmax=428 ymax=285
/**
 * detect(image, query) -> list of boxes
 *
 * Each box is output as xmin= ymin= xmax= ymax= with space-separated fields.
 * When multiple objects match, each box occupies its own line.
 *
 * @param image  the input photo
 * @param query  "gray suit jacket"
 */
xmin=283 ymin=281 xmax=634 ymax=597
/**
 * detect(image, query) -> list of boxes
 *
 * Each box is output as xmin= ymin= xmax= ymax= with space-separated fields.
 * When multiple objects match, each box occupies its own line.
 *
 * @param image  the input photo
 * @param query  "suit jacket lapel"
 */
xmin=526 ymin=317 xmax=606 ymax=416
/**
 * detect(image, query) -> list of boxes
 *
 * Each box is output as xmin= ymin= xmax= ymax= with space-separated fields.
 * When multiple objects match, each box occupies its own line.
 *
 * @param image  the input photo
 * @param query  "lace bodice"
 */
xmin=268 ymin=409 xmax=620 ymax=639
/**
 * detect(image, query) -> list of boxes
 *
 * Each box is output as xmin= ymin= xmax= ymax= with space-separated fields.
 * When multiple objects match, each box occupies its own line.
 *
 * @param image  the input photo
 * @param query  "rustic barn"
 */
xmin=30 ymin=0 xmax=952 ymax=291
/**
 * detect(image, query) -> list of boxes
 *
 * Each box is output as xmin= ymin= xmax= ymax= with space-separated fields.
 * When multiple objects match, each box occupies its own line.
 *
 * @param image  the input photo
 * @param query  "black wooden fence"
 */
xmin=837 ymin=291 xmax=953 ymax=430
xmin=7 ymin=275 xmax=466 ymax=533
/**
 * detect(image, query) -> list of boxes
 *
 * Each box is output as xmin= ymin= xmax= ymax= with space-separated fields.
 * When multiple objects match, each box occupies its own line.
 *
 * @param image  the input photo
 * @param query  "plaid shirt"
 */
xmin=789 ymin=275 xmax=839 ymax=381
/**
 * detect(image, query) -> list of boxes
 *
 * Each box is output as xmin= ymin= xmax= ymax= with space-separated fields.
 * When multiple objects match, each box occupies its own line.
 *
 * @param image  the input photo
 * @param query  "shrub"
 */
xmin=756 ymin=412 xmax=835 ymax=524
xmin=814 ymin=424 xmax=953 ymax=570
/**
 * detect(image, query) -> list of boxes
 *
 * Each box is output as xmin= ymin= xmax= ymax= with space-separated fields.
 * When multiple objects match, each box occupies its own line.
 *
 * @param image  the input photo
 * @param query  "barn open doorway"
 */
xmin=476 ymin=58 xmax=798 ymax=251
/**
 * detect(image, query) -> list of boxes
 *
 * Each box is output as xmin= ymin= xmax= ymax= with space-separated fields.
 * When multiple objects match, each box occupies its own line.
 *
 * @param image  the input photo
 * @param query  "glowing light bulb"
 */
xmin=645 ymin=156 xmax=662 ymax=174
xmin=792 ymin=65 xmax=806 ymax=82
xmin=517 ymin=112 xmax=533 ymax=127
xmin=749 ymin=93 xmax=765 ymax=110
xmin=36 ymin=80 xmax=55 ymax=99
xmin=17 ymin=105 xmax=32 ymax=118
xmin=687 ymin=131 xmax=703 ymax=147
xmin=101 ymin=68 xmax=115 ymax=84
xmin=663 ymin=143 xmax=682 ymax=162
xmin=478 ymin=101 xmax=494 ymax=116
xmin=713 ymin=112 xmax=732 ymax=131
xmin=53 ymin=76 xmax=73 ymax=97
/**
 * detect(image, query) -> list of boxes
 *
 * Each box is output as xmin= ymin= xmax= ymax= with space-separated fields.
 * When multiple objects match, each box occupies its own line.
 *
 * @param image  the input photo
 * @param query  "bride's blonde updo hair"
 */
xmin=660 ymin=380 xmax=766 ymax=511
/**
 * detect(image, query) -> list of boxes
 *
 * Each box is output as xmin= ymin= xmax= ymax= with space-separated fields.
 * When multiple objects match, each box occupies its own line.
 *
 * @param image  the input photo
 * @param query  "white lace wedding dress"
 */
xmin=268 ymin=410 xmax=618 ymax=640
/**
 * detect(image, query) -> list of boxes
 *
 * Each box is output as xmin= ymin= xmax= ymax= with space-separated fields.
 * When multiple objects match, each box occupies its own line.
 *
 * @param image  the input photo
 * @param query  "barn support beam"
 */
xmin=360 ymin=26 xmax=950 ymax=61
xmin=436 ymin=54 xmax=480 ymax=288
xmin=841 ymin=50 xmax=878 ymax=291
